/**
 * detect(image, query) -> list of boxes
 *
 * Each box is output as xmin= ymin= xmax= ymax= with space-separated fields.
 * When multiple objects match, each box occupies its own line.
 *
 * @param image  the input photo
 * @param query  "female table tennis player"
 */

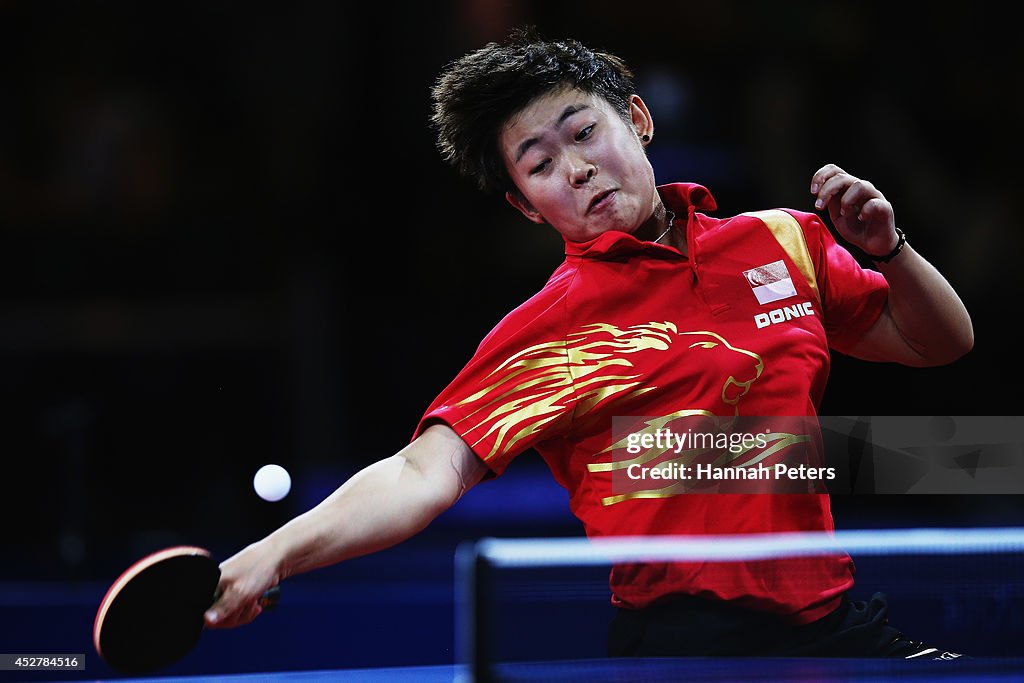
xmin=203 ymin=27 xmax=972 ymax=659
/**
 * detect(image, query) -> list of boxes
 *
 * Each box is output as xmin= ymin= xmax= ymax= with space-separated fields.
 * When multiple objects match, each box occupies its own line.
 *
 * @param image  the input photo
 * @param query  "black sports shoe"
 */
xmin=888 ymin=637 xmax=968 ymax=660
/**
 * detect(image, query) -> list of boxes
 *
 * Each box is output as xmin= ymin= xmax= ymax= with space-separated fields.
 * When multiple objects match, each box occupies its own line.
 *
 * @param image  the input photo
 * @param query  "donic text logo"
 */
xmin=754 ymin=302 xmax=815 ymax=329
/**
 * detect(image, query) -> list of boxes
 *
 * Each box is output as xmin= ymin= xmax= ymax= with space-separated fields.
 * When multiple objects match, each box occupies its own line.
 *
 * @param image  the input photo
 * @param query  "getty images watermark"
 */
xmin=603 ymin=416 xmax=1024 ymax=496
xmin=623 ymin=426 xmax=835 ymax=486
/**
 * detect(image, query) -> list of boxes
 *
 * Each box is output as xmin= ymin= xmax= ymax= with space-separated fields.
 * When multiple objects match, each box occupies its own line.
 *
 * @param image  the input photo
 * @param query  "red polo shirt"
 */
xmin=415 ymin=182 xmax=889 ymax=623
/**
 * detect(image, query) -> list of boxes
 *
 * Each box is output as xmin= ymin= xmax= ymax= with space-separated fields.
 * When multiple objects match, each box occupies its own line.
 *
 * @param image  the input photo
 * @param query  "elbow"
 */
xmin=947 ymin=318 xmax=976 ymax=363
xmin=959 ymin=324 xmax=976 ymax=359
xmin=922 ymin=323 xmax=975 ymax=367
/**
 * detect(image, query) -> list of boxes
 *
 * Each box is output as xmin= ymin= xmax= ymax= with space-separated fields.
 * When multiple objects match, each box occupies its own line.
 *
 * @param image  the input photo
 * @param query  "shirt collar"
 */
xmin=563 ymin=182 xmax=717 ymax=258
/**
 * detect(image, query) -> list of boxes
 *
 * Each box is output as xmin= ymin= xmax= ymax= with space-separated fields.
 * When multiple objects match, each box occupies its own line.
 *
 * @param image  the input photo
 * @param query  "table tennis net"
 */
xmin=455 ymin=527 xmax=1024 ymax=680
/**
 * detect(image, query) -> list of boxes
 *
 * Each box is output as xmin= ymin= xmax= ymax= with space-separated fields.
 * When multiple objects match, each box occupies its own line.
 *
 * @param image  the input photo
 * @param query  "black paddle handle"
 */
xmin=259 ymin=585 xmax=281 ymax=610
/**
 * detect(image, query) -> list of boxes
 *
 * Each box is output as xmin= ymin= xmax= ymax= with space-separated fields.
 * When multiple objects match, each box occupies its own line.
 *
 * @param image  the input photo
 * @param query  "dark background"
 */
xmin=1 ymin=0 xmax=1021 ymax=677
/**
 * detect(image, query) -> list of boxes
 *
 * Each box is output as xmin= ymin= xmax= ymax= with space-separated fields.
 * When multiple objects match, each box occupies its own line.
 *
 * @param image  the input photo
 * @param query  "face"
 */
xmin=499 ymin=87 xmax=658 ymax=242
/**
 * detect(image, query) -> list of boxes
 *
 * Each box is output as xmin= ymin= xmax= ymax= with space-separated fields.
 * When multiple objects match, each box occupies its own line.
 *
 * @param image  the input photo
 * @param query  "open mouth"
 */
xmin=588 ymin=189 xmax=616 ymax=214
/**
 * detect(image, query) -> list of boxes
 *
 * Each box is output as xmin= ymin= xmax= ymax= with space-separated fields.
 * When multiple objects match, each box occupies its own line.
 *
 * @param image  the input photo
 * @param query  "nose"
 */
xmin=570 ymin=159 xmax=597 ymax=186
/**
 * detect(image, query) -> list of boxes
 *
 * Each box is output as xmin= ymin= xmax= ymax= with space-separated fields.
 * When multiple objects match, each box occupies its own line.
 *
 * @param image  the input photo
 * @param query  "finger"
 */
xmin=838 ymin=179 xmax=879 ymax=217
xmin=857 ymin=197 xmax=891 ymax=224
xmin=810 ymin=163 xmax=844 ymax=194
xmin=815 ymin=172 xmax=854 ymax=211
xmin=204 ymin=602 xmax=227 ymax=628
xmin=207 ymin=597 xmax=260 ymax=630
xmin=226 ymin=601 xmax=263 ymax=629
xmin=244 ymin=602 xmax=264 ymax=624
xmin=204 ymin=585 xmax=235 ymax=628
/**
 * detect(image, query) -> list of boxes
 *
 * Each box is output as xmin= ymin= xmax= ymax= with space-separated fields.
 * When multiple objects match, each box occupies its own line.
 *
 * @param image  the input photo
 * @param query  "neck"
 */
xmin=636 ymin=204 xmax=671 ymax=241
xmin=640 ymin=203 xmax=686 ymax=254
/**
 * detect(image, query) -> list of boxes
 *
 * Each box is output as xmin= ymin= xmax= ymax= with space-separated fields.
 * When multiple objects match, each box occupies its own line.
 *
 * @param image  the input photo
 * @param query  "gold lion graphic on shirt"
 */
xmin=452 ymin=321 xmax=767 ymax=461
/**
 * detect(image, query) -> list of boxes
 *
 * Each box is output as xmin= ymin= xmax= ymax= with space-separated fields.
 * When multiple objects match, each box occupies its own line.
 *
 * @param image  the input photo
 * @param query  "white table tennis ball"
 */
xmin=253 ymin=464 xmax=291 ymax=502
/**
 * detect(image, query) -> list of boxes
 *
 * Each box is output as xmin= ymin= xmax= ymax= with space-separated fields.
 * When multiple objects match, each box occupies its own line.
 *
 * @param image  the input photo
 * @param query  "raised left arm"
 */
xmin=811 ymin=164 xmax=974 ymax=366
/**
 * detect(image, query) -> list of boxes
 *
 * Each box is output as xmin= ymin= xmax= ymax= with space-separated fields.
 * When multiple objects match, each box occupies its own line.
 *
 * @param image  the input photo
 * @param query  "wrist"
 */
xmin=261 ymin=529 xmax=299 ymax=581
xmin=865 ymin=227 xmax=906 ymax=264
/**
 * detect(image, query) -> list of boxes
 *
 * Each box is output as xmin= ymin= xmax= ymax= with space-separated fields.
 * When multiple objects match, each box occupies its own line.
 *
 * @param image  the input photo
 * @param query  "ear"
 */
xmin=505 ymin=191 xmax=546 ymax=224
xmin=629 ymin=94 xmax=654 ymax=144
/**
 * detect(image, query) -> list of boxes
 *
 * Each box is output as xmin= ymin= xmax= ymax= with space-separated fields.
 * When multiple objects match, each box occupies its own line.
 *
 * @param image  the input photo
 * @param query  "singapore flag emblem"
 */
xmin=743 ymin=260 xmax=797 ymax=305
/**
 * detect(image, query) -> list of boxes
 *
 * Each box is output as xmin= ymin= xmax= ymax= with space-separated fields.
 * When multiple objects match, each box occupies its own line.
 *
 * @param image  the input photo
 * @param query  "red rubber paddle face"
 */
xmin=94 ymin=546 xmax=220 ymax=674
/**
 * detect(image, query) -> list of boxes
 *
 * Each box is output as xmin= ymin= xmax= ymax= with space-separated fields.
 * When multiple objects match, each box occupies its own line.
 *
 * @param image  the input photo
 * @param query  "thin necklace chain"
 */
xmin=653 ymin=210 xmax=675 ymax=244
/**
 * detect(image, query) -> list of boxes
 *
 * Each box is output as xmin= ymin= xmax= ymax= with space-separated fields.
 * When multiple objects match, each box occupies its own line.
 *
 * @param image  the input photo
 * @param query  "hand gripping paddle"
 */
xmin=93 ymin=546 xmax=279 ymax=675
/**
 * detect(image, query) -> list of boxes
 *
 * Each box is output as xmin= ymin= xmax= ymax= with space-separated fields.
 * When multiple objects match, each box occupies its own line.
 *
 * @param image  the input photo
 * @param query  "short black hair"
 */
xmin=431 ymin=26 xmax=636 ymax=195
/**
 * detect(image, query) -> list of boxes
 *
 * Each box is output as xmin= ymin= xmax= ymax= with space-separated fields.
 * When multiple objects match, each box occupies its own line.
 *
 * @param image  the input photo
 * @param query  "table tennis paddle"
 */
xmin=93 ymin=545 xmax=279 ymax=675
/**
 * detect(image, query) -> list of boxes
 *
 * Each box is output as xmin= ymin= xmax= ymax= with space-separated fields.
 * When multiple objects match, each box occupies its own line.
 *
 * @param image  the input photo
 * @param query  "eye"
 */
xmin=530 ymin=159 xmax=551 ymax=175
xmin=689 ymin=341 xmax=718 ymax=350
xmin=575 ymin=124 xmax=595 ymax=142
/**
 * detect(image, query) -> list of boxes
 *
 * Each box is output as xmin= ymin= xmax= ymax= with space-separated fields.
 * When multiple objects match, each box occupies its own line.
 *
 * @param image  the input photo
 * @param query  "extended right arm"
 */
xmin=204 ymin=423 xmax=488 ymax=628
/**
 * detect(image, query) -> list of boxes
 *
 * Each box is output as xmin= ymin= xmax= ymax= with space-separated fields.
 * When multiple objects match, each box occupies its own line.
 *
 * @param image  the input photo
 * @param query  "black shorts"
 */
xmin=608 ymin=592 xmax=965 ymax=659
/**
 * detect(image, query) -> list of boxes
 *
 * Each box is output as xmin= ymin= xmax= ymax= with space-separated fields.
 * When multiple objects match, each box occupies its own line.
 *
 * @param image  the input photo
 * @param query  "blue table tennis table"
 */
xmin=86 ymin=656 xmax=1024 ymax=682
